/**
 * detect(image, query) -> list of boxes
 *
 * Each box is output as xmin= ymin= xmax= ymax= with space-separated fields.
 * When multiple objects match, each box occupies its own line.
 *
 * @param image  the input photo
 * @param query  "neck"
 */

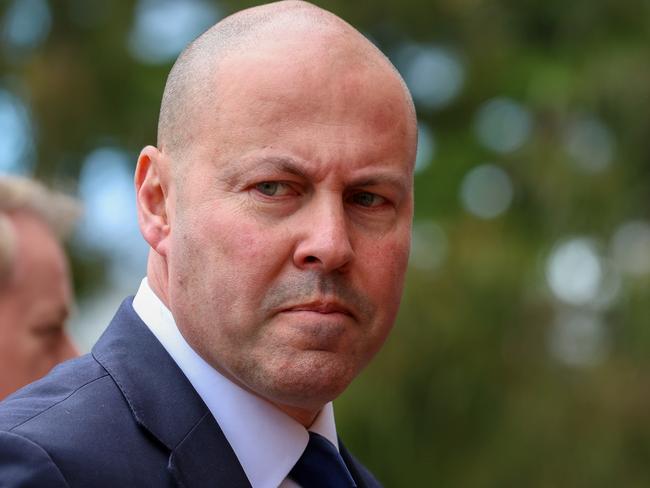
xmin=274 ymin=403 xmax=320 ymax=428
xmin=146 ymin=252 xmax=170 ymax=308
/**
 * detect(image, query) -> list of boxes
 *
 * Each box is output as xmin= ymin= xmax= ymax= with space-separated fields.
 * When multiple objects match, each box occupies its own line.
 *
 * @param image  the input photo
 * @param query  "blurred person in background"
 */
xmin=0 ymin=176 xmax=81 ymax=400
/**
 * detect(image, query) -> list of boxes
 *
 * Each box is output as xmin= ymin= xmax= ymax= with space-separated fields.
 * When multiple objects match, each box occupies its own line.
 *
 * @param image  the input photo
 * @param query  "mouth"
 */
xmin=282 ymin=300 xmax=354 ymax=319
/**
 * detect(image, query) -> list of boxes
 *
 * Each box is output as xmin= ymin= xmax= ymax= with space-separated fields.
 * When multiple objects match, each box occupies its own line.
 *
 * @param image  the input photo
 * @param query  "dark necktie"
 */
xmin=289 ymin=431 xmax=357 ymax=488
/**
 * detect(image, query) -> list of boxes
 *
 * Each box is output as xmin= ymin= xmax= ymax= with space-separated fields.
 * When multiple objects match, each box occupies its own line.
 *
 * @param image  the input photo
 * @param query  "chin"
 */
xmin=250 ymin=351 xmax=359 ymax=409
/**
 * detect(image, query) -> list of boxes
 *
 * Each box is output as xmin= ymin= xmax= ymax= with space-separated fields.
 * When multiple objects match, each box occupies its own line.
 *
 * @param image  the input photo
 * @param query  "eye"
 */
xmin=351 ymin=191 xmax=386 ymax=208
xmin=254 ymin=181 xmax=294 ymax=197
xmin=33 ymin=323 xmax=64 ymax=338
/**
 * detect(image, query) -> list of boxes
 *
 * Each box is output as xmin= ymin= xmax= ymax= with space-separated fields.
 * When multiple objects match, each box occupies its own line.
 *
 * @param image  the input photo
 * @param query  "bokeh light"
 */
xmin=0 ymin=89 xmax=34 ymax=174
xmin=590 ymin=263 xmax=622 ymax=311
xmin=474 ymin=97 xmax=533 ymax=154
xmin=399 ymin=44 xmax=464 ymax=110
xmin=459 ymin=163 xmax=514 ymax=219
xmin=76 ymin=146 xmax=148 ymax=282
xmin=415 ymin=122 xmax=436 ymax=174
xmin=77 ymin=147 xmax=136 ymax=251
xmin=546 ymin=238 xmax=603 ymax=306
xmin=563 ymin=115 xmax=616 ymax=173
xmin=128 ymin=0 xmax=221 ymax=64
xmin=1 ymin=0 xmax=51 ymax=55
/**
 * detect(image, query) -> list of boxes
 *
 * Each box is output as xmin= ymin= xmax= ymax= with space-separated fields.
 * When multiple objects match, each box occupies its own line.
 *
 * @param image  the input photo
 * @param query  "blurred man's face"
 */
xmin=160 ymin=34 xmax=417 ymax=420
xmin=0 ymin=212 xmax=78 ymax=400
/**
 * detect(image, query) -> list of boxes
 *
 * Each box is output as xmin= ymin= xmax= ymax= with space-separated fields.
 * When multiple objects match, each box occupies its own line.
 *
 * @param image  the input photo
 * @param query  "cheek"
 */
xmin=363 ymin=235 xmax=410 ymax=286
xmin=189 ymin=207 xmax=281 ymax=258
xmin=172 ymin=212 xmax=292 ymax=316
xmin=356 ymin=235 xmax=410 ymax=331
xmin=218 ymin=228 xmax=286 ymax=294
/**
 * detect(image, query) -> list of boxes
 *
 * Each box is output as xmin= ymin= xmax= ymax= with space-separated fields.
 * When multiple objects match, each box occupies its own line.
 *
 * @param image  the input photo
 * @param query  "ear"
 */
xmin=135 ymin=145 xmax=171 ymax=256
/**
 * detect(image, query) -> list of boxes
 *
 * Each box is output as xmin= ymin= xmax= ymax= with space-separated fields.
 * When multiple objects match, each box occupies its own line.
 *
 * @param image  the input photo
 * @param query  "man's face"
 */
xmin=0 ymin=213 xmax=77 ymax=400
xmin=164 ymin=38 xmax=416 ymax=415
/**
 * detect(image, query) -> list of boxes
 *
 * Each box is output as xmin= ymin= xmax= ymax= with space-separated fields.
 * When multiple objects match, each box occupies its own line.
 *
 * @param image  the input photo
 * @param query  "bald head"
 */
xmin=157 ymin=0 xmax=415 ymax=164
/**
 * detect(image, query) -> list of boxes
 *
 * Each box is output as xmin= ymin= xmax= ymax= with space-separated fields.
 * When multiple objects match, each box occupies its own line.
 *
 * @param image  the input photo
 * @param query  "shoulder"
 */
xmin=0 ymin=353 xmax=170 ymax=486
xmin=0 ymin=353 xmax=111 ymax=433
xmin=0 ymin=354 xmax=115 ymax=486
xmin=0 ymin=430 xmax=70 ymax=487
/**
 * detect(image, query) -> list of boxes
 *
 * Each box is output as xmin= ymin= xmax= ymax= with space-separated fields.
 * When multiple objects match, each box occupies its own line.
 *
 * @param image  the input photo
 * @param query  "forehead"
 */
xmin=186 ymin=36 xmax=416 ymax=180
xmin=9 ymin=213 xmax=70 ymax=295
xmin=222 ymin=37 xmax=408 ymax=123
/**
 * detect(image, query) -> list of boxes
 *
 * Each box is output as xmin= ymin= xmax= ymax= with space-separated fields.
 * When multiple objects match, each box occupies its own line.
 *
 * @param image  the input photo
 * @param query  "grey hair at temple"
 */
xmin=0 ymin=176 xmax=81 ymax=286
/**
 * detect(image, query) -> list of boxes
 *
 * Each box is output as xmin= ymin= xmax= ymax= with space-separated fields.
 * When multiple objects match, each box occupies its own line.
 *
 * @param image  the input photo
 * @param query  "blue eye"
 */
xmin=352 ymin=192 xmax=384 ymax=207
xmin=255 ymin=182 xmax=282 ymax=196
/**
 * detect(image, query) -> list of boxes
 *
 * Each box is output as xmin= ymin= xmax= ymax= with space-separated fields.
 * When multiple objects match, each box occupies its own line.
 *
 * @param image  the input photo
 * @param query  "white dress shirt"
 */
xmin=132 ymin=278 xmax=340 ymax=488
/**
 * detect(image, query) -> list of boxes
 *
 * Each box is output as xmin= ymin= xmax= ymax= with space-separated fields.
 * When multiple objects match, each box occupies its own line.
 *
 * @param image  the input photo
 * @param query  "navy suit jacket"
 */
xmin=0 ymin=299 xmax=381 ymax=487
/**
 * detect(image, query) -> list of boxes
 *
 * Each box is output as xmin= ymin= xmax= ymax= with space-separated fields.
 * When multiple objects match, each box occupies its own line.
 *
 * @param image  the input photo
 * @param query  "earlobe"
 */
xmin=135 ymin=146 xmax=170 ymax=256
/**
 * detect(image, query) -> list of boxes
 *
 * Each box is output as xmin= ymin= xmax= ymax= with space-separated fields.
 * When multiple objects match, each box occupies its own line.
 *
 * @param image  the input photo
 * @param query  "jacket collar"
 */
xmin=92 ymin=298 xmax=251 ymax=488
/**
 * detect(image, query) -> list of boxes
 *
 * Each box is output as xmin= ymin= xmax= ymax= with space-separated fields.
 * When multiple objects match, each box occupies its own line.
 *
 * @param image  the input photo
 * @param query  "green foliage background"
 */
xmin=2 ymin=0 xmax=650 ymax=486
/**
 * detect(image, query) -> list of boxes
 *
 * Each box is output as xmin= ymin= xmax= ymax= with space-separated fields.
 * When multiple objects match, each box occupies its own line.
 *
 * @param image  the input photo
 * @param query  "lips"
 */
xmin=282 ymin=300 xmax=354 ymax=318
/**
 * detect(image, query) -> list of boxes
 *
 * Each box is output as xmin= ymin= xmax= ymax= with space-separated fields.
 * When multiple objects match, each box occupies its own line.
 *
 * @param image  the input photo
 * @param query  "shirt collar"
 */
xmin=132 ymin=278 xmax=339 ymax=488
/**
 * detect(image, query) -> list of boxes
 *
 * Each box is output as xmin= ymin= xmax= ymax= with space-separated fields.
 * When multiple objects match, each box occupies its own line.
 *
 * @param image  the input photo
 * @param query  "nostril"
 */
xmin=305 ymin=256 xmax=319 ymax=263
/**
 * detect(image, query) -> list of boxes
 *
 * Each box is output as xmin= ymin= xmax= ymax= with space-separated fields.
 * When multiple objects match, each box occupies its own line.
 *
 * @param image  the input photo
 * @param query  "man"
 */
xmin=0 ymin=176 xmax=80 ymax=400
xmin=0 ymin=1 xmax=417 ymax=486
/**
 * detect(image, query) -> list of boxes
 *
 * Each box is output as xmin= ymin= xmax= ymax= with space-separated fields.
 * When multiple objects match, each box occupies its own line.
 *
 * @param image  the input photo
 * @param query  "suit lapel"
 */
xmin=339 ymin=440 xmax=382 ymax=488
xmin=169 ymin=411 xmax=251 ymax=488
xmin=92 ymin=298 xmax=251 ymax=488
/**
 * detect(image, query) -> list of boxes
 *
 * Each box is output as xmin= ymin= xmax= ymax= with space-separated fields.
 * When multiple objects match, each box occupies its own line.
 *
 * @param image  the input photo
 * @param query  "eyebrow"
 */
xmin=348 ymin=174 xmax=411 ymax=194
xmin=224 ymin=155 xmax=411 ymax=193
xmin=256 ymin=156 xmax=310 ymax=179
xmin=221 ymin=156 xmax=308 ymax=186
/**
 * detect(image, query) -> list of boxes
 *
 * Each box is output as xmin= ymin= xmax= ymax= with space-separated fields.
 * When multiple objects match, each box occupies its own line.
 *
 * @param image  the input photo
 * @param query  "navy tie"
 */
xmin=289 ymin=432 xmax=357 ymax=488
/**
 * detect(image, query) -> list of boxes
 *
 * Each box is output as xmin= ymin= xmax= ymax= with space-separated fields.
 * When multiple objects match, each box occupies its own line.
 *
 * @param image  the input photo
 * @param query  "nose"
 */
xmin=293 ymin=197 xmax=354 ymax=273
